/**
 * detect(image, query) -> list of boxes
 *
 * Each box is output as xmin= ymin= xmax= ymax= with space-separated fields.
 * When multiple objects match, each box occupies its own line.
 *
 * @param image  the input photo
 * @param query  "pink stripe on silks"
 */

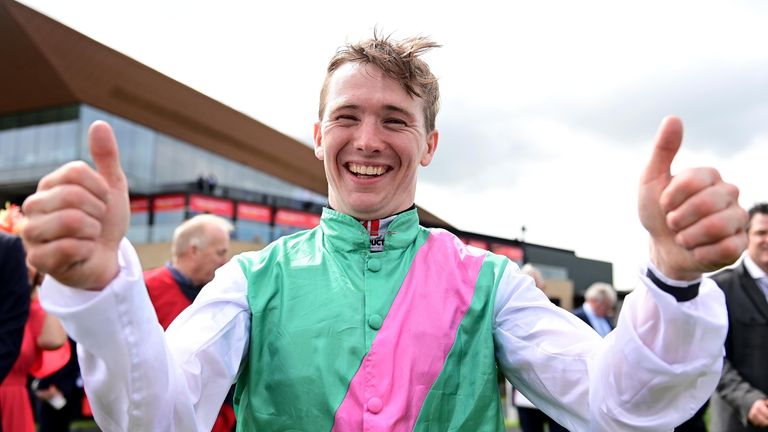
xmin=332 ymin=230 xmax=486 ymax=432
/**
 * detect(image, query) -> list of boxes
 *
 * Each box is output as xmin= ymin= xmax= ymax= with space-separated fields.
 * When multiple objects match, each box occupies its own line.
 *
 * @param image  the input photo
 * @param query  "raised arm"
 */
xmin=495 ymin=116 xmax=746 ymax=431
xmin=22 ymin=121 xmax=250 ymax=431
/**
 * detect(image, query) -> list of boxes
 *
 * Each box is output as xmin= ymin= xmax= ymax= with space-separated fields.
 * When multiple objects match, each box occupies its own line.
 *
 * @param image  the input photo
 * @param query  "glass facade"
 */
xmin=0 ymin=105 xmax=80 ymax=184
xmin=0 ymin=104 xmax=327 ymax=244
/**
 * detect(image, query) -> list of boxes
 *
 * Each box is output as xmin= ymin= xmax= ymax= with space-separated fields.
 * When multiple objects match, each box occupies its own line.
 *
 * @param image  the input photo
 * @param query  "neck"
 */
xmin=171 ymin=259 xmax=196 ymax=285
xmin=330 ymin=204 xmax=417 ymax=222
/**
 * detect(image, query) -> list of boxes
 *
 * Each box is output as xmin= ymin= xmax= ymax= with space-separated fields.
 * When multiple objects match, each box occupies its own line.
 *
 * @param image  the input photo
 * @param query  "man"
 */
xmin=711 ymin=203 xmax=768 ymax=431
xmin=23 ymin=35 xmax=748 ymax=431
xmin=145 ymin=214 xmax=233 ymax=329
xmin=573 ymin=282 xmax=616 ymax=337
xmin=0 ymin=231 xmax=31 ymax=432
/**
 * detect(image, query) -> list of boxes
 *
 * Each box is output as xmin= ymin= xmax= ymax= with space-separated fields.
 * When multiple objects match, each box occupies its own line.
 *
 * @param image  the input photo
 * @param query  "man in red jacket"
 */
xmin=144 ymin=213 xmax=234 ymax=430
xmin=145 ymin=214 xmax=233 ymax=329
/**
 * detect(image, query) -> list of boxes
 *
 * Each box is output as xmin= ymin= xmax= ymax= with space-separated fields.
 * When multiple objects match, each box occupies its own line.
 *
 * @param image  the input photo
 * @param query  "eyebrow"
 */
xmin=382 ymin=104 xmax=417 ymax=121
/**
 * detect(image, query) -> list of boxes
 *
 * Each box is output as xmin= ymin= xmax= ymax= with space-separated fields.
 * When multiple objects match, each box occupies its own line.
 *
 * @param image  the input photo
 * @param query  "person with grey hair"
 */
xmin=573 ymin=282 xmax=617 ymax=337
xmin=146 ymin=213 xmax=233 ymax=330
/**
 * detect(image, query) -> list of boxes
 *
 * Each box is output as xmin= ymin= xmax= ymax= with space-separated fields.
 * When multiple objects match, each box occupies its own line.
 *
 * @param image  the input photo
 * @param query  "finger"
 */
xmin=666 ymin=180 xmax=738 ymax=231
xmin=689 ymin=233 xmax=747 ymax=272
xmin=22 ymin=209 xmax=102 ymax=244
xmin=675 ymin=205 xmax=748 ymax=249
xmin=758 ymin=403 xmax=768 ymax=423
xmin=641 ymin=116 xmax=683 ymax=184
xmin=22 ymin=184 xmax=108 ymax=221
xmin=89 ymin=121 xmax=127 ymax=189
xmin=34 ymin=161 xmax=110 ymax=202
xmin=754 ymin=407 xmax=768 ymax=427
xmin=24 ymin=238 xmax=96 ymax=278
xmin=660 ymin=167 xmax=723 ymax=214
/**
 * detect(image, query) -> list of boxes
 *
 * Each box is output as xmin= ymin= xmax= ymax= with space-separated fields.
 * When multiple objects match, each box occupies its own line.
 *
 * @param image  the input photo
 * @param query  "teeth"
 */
xmin=349 ymin=163 xmax=385 ymax=176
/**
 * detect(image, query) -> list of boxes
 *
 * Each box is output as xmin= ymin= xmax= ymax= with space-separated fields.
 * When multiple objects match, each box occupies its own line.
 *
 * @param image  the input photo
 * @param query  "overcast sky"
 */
xmin=19 ymin=0 xmax=768 ymax=289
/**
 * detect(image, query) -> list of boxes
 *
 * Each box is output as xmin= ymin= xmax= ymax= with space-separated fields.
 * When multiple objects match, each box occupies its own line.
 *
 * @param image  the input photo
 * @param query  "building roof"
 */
xmin=0 ymin=0 xmax=451 ymax=227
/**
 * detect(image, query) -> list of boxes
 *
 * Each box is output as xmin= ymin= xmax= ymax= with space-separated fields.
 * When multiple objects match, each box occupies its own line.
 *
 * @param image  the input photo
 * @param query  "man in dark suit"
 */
xmin=573 ymin=282 xmax=616 ymax=337
xmin=711 ymin=202 xmax=768 ymax=431
xmin=0 ymin=231 xmax=32 ymax=431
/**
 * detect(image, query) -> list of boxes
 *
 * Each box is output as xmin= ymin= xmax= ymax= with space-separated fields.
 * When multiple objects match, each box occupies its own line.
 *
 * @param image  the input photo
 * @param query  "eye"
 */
xmin=384 ymin=118 xmax=407 ymax=126
xmin=336 ymin=114 xmax=358 ymax=122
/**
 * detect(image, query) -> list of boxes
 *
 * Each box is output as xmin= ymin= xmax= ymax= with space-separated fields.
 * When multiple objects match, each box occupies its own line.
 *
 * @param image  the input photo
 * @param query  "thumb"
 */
xmin=641 ymin=116 xmax=683 ymax=184
xmin=88 ymin=121 xmax=126 ymax=188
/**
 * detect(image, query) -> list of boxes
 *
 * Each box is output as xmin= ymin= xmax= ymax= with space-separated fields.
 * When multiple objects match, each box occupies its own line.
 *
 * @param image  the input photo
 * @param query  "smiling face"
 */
xmin=314 ymin=63 xmax=438 ymax=220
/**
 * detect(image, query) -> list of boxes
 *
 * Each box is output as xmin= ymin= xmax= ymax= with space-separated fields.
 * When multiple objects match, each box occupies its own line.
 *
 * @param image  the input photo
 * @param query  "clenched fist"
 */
xmin=21 ymin=121 xmax=129 ymax=290
xmin=638 ymin=116 xmax=747 ymax=280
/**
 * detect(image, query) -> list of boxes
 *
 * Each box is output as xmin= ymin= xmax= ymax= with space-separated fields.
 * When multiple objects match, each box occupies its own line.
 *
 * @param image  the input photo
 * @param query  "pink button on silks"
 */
xmin=367 ymin=397 xmax=383 ymax=414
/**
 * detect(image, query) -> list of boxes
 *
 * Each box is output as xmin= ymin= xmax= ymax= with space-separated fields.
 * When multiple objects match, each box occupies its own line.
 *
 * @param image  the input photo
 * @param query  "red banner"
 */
xmin=189 ymin=195 xmax=234 ymax=217
xmin=274 ymin=209 xmax=321 ymax=229
xmin=130 ymin=197 xmax=149 ymax=213
xmin=491 ymin=243 xmax=524 ymax=262
xmin=465 ymin=238 xmax=489 ymax=250
xmin=152 ymin=194 xmax=186 ymax=212
xmin=237 ymin=203 xmax=272 ymax=223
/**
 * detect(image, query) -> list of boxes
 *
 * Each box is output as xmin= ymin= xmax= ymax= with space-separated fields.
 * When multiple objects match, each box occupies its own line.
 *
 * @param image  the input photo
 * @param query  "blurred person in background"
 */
xmin=145 ymin=214 xmax=233 ymax=329
xmin=513 ymin=264 xmax=568 ymax=432
xmin=0 ymin=204 xmax=31 ymax=432
xmin=33 ymin=336 xmax=83 ymax=432
xmin=573 ymin=282 xmax=616 ymax=338
xmin=711 ymin=202 xmax=768 ymax=431
xmin=0 ymin=205 xmax=68 ymax=432
xmin=144 ymin=214 xmax=235 ymax=432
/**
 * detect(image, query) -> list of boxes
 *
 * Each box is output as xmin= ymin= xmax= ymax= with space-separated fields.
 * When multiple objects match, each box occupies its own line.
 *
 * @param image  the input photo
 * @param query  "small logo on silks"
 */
xmin=362 ymin=215 xmax=396 ymax=252
xmin=370 ymin=235 xmax=385 ymax=252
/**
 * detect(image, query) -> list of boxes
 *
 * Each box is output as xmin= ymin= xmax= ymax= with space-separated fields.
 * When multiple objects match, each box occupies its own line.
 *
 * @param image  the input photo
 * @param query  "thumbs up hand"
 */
xmin=638 ymin=116 xmax=747 ymax=280
xmin=22 ymin=121 xmax=129 ymax=290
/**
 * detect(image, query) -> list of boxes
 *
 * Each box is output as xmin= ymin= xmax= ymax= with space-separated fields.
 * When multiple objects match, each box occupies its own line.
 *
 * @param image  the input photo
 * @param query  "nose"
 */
xmin=354 ymin=118 xmax=384 ymax=153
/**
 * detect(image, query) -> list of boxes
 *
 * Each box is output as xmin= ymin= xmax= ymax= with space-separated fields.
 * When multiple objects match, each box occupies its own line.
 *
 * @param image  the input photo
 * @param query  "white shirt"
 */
xmin=743 ymin=254 xmax=768 ymax=302
xmin=41 ymin=239 xmax=727 ymax=432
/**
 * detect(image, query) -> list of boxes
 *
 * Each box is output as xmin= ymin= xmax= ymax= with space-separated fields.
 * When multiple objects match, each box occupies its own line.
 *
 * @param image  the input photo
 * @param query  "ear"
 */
xmin=313 ymin=122 xmax=324 ymax=161
xmin=420 ymin=129 xmax=439 ymax=167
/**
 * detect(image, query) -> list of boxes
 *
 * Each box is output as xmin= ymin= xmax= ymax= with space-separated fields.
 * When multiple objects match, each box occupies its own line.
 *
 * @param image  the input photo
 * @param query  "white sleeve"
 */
xmin=493 ymin=264 xmax=727 ymax=432
xmin=39 ymin=239 xmax=251 ymax=432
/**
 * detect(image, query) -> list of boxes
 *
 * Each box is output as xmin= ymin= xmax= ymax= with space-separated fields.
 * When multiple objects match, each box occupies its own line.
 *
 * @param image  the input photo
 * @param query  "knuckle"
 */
xmin=57 ymin=209 xmax=85 ymax=232
xmin=66 ymin=160 xmax=91 ymax=175
xmin=60 ymin=186 xmax=88 ymax=208
xmin=37 ymin=174 xmax=54 ymax=191
xmin=58 ymin=240 xmax=81 ymax=258
xmin=21 ymin=195 xmax=38 ymax=215
xmin=702 ymin=216 xmax=727 ymax=235
xmin=703 ymin=166 xmax=720 ymax=179
xmin=692 ymin=197 xmax=717 ymax=218
xmin=718 ymin=239 xmax=740 ymax=260
xmin=25 ymin=250 xmax=44 ymax=272
xmin=666 ymin=212 xmax=680 ymax=230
